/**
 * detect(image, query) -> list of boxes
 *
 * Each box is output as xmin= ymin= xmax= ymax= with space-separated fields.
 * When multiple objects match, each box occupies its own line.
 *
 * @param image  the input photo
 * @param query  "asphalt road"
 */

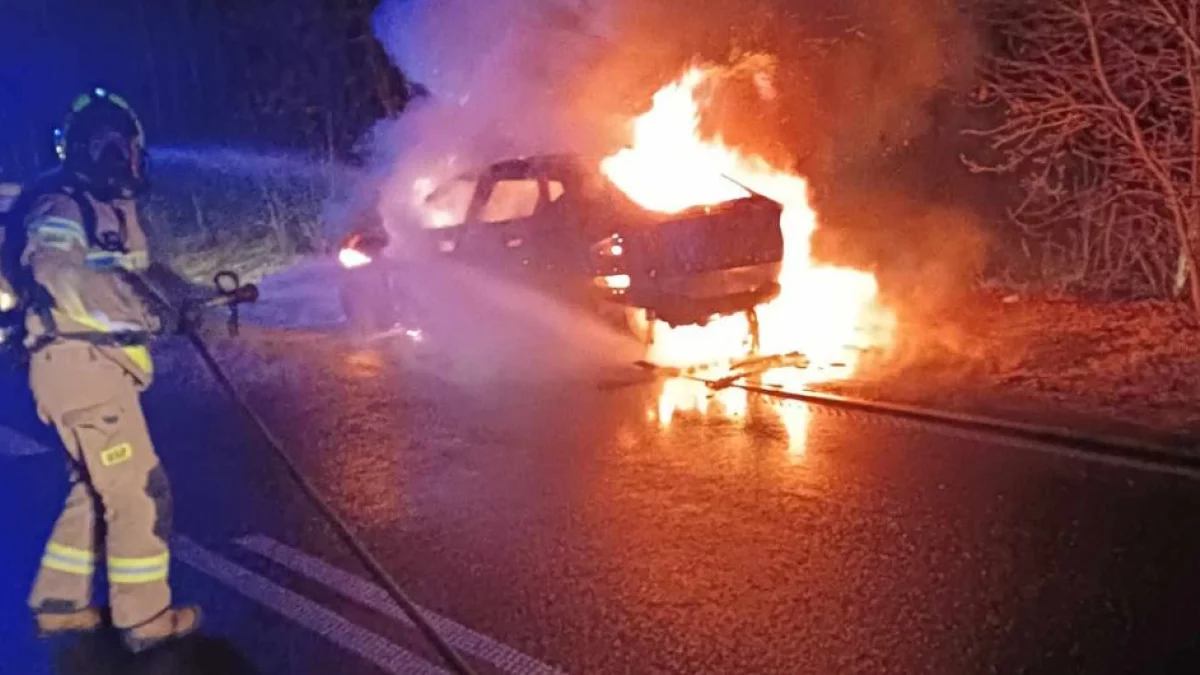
xmin=3 ymin=324 xmax=1200 ymax=674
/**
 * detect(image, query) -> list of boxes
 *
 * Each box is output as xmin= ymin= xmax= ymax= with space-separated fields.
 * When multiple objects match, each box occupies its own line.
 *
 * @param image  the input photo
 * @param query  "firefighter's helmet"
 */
xmin=55 ymin=88 xmax=148 ymax=201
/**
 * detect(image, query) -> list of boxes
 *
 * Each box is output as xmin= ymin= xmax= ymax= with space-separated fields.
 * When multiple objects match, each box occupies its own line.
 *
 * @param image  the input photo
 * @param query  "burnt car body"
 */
xmin=336 ymin=153 xmax=784 ymax=337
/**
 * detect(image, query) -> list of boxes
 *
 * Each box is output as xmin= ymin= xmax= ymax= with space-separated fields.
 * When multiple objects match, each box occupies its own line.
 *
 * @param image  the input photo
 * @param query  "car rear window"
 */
xmin=479 ymin=179 xmax=541 ymax=223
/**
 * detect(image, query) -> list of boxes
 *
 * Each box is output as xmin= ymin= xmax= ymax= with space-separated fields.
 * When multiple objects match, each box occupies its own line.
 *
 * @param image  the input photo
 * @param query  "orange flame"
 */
xmin=602 ymin=63 xmax=894 ymax=444
xmin=600 ymin=69 xmax=750 ymax=212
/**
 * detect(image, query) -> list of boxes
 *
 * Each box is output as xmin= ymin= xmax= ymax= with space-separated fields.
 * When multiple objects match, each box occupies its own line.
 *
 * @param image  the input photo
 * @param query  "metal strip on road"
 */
xmin=828 ymin=405 xmax=1200 ymax=480
xmin=640 ymin=362 xmax=1200 ymax=481
xmin=173 ymin=536 xmax=451 ymax=675
xmin=731 ymin=382 xmax=1200 ymax=481
xmin=235 ymin=534 xmax=564 ymax=675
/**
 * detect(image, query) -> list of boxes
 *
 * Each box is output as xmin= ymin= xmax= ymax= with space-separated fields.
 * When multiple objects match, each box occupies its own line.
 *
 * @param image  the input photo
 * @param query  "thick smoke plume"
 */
xmin=362 ymin=0 xmax=615 ymax=235
xmin=575 ymin=0 xmax=977 ymax=178
xmin=363 ymin=0 xmax=976 ymax=232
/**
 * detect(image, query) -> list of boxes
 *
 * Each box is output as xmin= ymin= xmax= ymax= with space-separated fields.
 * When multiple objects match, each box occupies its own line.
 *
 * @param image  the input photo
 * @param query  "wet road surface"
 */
xmin=3 ymin=327 xmax=1200 ymax=674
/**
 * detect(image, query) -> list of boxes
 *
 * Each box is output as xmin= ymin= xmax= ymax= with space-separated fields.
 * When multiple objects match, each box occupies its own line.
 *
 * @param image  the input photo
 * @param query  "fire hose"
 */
xmin=165 ymin=274 xmax=480 ymax=675
xmin=0 ymin=268 xmax=478 ymax=672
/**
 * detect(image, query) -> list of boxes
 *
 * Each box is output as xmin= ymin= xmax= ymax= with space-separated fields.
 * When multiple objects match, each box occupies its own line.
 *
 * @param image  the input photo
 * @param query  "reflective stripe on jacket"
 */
xmin=21 ymin=191 xmax=155 ymax=381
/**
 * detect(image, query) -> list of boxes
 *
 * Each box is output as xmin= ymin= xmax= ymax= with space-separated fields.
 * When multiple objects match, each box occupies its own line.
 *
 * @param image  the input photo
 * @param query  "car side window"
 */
xmin=422 ymin=177 xmax=478 ymax=228
xmin=547 ymin=180 xmax=565 ymax=204
xmin=478 ymin=178 xmax=542 ymax=224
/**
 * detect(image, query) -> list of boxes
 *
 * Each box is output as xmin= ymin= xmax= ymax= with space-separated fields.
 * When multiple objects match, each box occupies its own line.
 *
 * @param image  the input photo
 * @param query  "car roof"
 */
xmin=484 ymin=153 xmax=596 ymax=179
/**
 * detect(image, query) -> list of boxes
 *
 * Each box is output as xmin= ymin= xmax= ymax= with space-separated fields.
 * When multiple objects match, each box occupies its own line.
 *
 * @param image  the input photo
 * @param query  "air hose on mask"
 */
xmin=155 ymin=271 xmax=479 ymax=675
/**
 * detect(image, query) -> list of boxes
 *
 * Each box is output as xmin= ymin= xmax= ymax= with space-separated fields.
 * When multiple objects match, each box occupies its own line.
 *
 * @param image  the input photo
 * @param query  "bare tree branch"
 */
xmin=965 ymin=0 xmax=1200 ymax=306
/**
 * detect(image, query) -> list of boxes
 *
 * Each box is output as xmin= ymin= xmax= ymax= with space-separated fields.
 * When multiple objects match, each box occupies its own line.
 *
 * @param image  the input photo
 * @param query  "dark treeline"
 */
xmin=0 ymin=0 xmax=407 ymax=178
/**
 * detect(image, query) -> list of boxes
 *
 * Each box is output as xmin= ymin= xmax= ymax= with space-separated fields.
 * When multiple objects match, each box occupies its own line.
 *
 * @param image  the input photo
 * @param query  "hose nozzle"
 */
xmin=210 ymin=271 xmax=258 ymax=336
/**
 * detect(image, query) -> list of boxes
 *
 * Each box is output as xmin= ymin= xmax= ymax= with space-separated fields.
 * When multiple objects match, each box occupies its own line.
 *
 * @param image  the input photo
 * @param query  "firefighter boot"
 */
xmin=122 ymin=605 xmax=202 ymax=653
xmin=34 ymin=605 xmax=103 ymax=637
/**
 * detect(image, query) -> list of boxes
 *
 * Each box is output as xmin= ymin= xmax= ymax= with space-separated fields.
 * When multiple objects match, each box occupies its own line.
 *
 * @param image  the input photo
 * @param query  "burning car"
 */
xmin=336 ymin=153 xmax=785 ymax=339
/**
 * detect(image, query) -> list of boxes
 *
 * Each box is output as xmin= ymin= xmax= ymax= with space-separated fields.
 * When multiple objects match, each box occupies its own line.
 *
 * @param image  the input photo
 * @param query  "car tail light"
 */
xmin=590 ymin=233 xmax=631 ymax=291
xmin=338 ymin=247 xmax=372 ymax=269
xmin=590 ymin=233 xmax=626 ymax=261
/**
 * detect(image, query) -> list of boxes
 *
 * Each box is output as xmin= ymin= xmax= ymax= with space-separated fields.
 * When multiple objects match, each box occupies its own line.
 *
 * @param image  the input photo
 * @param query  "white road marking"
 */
xmin=173 ymin=536 xmax=450 ymax=675
xmin=235 ymin=534 xmax=564 ymax=675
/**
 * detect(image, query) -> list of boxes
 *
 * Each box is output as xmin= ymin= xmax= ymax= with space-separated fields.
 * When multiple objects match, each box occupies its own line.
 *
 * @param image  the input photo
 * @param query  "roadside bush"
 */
xmin=138 ymin=155 xmax=336 ymax=283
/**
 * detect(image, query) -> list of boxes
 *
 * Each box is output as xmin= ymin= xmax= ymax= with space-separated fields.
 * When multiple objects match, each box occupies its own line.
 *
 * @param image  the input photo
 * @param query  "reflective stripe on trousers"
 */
xmin=39 ymin=542 xmax=95 ymax=576
xmin=28 ymin=344 xmax=173 ymax=628
xmin=108 ymin=552 xmax=170 ymax=584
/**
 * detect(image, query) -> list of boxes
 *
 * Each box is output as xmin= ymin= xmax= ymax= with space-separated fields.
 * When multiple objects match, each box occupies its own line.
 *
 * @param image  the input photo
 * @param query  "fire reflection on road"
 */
xmin=649 ymin=376 xmax=811 ymax=462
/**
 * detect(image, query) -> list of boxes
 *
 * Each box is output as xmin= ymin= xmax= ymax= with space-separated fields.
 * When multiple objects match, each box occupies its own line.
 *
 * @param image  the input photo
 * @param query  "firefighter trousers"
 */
xmin=27 ymin=343 xmax=172 ymax=629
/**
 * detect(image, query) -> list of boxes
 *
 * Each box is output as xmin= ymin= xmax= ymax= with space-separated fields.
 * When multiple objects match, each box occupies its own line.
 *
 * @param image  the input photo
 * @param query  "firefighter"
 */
xmin=20 ymin=89 xmax=200 ymax=652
